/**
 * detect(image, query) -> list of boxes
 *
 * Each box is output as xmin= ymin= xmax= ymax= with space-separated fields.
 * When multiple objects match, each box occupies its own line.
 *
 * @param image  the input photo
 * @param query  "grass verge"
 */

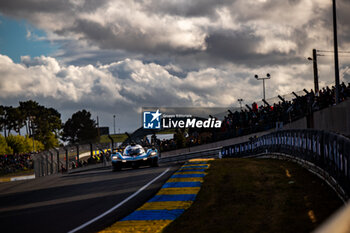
xmin=163 ymin=158 xmax=343 ymax=233
xmin=0 ymin=169 xmax=34 ymax=178
xmin=99 ymin=134 xmax=127 ymax=143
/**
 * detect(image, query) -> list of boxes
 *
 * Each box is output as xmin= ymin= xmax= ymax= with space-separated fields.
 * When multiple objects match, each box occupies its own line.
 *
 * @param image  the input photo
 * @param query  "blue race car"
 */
xmin=111 ymin=144 xmax=159 ymax=171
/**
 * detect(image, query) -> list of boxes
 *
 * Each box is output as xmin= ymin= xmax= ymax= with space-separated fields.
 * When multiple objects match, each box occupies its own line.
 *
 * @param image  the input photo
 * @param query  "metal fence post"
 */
xmin=108 ymin=135 xmax=114 ymax=151
xmin=33 ymin=154 xmax=40 ymax=178
xmin=90 ymin=143 xmax=93 ymax=159
xmin=65 ymin=147 xmax=69 ymax=172
xmin=45 ymin=153 xmax=49 ymax=175
xmin=76 ymin=144 xmax=80 ymax=162
xmin=50 ymin=151 xmax=54 ymax=175
xmin=54 ymin=148 xmax=60 ymax=173
xmin=40 ymin=155 xmax=44 ymax=176
xmin=103 ymin=151 xmax=107 ymax=167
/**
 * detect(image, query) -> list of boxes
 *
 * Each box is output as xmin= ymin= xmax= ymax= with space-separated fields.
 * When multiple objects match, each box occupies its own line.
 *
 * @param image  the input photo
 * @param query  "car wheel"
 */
xmin=151 ymin=157 xmax=159 ymax=167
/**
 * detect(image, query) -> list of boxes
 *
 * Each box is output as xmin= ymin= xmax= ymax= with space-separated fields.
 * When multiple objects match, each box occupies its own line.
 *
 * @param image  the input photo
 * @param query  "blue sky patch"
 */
xmin=0 ymin=14 xmax=58 ymax=63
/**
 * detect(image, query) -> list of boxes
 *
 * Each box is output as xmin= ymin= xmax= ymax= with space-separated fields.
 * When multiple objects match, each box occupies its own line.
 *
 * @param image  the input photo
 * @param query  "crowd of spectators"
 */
xmin=222 ymin=82 xmax=350 ymax=138
xmin=159 ymin=82 xmax=350 ymax=152
xmin=0 ymin=153 xmax=33 ymax=175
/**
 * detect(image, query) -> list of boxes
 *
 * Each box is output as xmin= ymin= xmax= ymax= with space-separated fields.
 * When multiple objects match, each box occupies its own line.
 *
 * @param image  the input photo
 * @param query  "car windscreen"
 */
xmin=125 ymin=148 xmax=143 ymax=156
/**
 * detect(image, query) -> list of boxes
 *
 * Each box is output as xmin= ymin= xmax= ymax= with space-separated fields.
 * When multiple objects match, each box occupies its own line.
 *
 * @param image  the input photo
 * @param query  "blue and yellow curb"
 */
xmin=100 ymin=158 xmax=214 ymax=233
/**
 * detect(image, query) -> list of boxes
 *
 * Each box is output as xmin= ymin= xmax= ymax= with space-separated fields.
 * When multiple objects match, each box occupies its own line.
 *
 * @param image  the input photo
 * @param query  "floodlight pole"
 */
xmin=97 ymin=116 xmax=100 ymax=140
xmin=332 ymin=0 xmax=340 ymax=104
xmin=29 ymin=116 xmax=36 ymax=153
xmin=263 ymin=79 xmax=266 ymax=101
xmin=308 ymin=49 xmax=319 ymax=94
xmin=254 ymin=73 xmax=271 ymax=103
xmin=238 ymin=99 xmax=243 ymax=111
xmin=113 ymin=115 xmax=116 ymax=135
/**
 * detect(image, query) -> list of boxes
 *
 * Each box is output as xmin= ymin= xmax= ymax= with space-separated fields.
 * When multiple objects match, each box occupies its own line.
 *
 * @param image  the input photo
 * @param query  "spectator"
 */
xmin=0 ymin=153 xmax=33 ymax=175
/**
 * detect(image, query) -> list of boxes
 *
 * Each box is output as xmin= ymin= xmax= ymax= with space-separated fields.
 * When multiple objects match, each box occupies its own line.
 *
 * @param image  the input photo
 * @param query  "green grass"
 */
xmin=0 ymin=169 xmax=34 ymax=178
xmin=99 ymin=134 xmax=127 ymax=143
xmin=163 ymin=158 xmax=343 ymax=233
xmin=157 ymin=129 xmax=176 ymax=134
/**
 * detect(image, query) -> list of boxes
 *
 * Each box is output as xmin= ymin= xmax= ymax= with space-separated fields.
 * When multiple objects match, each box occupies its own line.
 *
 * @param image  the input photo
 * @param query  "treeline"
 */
xmin=0 ymin=134 xmax=44 ymax=154
xmin=0 ymin=100 xmax=99 ymax=155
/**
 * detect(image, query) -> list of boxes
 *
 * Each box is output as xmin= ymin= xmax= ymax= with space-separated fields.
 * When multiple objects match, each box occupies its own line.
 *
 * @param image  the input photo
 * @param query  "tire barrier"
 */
xmin=221 ymin=129 xmax=350 ymax=200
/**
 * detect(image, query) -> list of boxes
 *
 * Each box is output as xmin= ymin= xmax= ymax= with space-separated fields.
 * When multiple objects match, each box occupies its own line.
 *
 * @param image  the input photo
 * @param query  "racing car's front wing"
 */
xmin=112 ymin=156 xmax=158 ymax=170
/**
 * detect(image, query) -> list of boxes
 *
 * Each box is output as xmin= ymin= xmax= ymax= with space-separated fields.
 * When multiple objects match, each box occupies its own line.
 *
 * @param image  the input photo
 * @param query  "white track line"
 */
xmin=67 ymin=167 xmax=171 ymax=233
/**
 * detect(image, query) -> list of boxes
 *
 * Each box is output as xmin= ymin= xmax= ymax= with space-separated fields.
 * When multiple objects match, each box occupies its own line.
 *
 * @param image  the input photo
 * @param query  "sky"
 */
xmin=1 ymin=0 xmax=350 ymax=133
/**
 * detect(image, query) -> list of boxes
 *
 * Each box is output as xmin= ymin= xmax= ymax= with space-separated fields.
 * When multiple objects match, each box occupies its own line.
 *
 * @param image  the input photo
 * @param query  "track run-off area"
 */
xmin=0 ymin=164 xmax=180 ymax=233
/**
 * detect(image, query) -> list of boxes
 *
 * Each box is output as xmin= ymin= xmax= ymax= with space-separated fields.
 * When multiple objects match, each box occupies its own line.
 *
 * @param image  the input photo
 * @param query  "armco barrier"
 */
xmin=221 ymin=129 xmax=350 ymax=200
xmin=160 ymin=147 xmax=221 ymax=163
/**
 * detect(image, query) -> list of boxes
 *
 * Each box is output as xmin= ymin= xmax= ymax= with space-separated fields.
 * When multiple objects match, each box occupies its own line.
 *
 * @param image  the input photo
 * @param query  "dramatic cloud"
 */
xmin=1 ymin=0 xmax=346 ymax=63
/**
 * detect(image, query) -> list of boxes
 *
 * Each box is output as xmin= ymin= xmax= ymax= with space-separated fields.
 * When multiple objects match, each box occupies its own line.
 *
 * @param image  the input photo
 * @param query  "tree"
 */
xmin=19 ymin=100 xmax=41 ymax=136
xmin=5 ymin=106 xmax=25 ymax=136
xmin=33 ymin=106 xmax=61 ymax=149
xmin=62 ymin=110 xmax=98 ymax=144
xmin=4 ymin=135 xmax=44 ymax=154
xmin=174 ymin=129 xmax=186 ymax=149
xmin=0 ymin=105 xmax=5 ymax=136
xmin=42 ymin=131 xmax=59 ymax=149
xmin=19 ymin=101 xmax=62 ymax=149
xmin=0 ymin=106 xmax=25 ymax=137
xmin=0 ymin=135 xmax=13 ymax=155
xmin=25 ymin=136 xmax=44 ymax=152
xmin=6 ymin=135 xmax=31 ymax=154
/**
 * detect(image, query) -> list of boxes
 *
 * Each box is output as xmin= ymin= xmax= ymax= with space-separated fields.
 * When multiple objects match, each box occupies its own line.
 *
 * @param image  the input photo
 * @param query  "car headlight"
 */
xmin=150 ymin=152 xmax=157 ymax=156
xmin=112 ymin=156 xmax=119 ymax=161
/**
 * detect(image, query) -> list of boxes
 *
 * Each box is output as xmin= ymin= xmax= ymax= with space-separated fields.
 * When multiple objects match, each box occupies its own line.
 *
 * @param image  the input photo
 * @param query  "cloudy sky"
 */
xmin=1 ymin=0 xmax=350 ymax=133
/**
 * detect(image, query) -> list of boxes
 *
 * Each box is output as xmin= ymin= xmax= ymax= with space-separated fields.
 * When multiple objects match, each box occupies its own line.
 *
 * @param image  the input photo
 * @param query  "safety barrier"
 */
xmin=161 ymin=147 xmax=221 ymax=163
xmin=32 ymin=141 xmax=220 ymax=178
xmin=33 ymin=142 xmax=111 ymax=177
xmin=221 ymin=129 xmax=350 ymax=200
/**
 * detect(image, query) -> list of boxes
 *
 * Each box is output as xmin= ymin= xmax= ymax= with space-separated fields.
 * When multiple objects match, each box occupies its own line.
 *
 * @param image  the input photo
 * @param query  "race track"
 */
xmin=0 ymin=164 xmax=180 ymax=233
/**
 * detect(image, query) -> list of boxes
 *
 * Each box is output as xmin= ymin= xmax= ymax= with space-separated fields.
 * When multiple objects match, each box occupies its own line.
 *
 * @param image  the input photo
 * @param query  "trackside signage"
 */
xmin=142 ymin=108 xmax=224 ymax=130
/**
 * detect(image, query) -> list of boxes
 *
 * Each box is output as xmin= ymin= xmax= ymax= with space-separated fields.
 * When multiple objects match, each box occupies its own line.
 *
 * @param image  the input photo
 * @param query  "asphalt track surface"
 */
xmin=0 ymin=163 xmax=181 ymax=233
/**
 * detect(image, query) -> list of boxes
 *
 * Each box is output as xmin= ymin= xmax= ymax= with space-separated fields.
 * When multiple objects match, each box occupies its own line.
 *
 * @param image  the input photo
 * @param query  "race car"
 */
xmin=111 ymin=144 xmax=159 ymax=171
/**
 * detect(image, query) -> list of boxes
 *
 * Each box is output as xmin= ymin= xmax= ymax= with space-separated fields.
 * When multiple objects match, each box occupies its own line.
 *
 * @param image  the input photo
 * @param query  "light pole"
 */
xmin=29 ymin=116 xmax=35 ymax=153
xmin=97 ymin=116 xmax=100 ymax=140
xmin=113 ymin=115 xmax=116 ymax=135
xmin=238 ymin=98 xmax=243 ymax=111
xmin=332 ymin=0 xmax=340 ymax=104
xmin=254 ymin=73 xmax=271 ymax=102
xmin=308 ymin=49 xmax=319 ymax=95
